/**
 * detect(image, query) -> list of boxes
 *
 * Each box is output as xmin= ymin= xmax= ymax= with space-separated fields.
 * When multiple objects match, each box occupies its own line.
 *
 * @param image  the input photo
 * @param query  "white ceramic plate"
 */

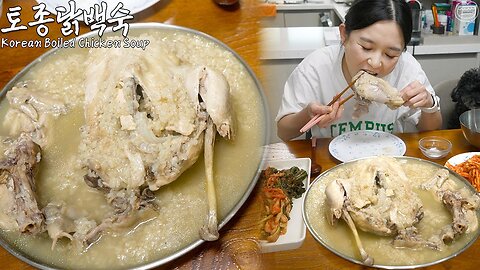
xmin=446 ymin=152 xmax=480 ymax=166
xmin=260 ymin=158 xmax=311 ymax=253
xmin=329 ymin=130 xmax=406 ymax=162
xmin=36 ymin=0 xmax=160 ymax=19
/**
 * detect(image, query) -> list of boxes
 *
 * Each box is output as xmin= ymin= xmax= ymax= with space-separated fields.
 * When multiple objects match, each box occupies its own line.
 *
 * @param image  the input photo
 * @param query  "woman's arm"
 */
xmin=277 ymin=107 xmax=311 ymax=142
xmin=417 ymin=94 xmax=442 ymax=131
xmin=417 ymin=110 xmax=442 ymax=131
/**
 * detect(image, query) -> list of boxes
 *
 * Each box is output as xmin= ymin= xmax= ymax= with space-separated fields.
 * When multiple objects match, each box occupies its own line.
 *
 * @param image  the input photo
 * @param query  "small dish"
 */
xmin=260 ymin=158 xmax=311 ymax=253
xmin=418 ymin=136 xmax=452 ymax=159
xmin=445 ymin=152 xmax=480 ymax=191
xmin=329 ymin=130 xmax=406 ymax=162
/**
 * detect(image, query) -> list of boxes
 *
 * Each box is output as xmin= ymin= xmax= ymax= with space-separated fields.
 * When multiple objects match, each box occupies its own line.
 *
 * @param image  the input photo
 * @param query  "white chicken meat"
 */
xmin=351 ymin=71 xmax=404 ymax=118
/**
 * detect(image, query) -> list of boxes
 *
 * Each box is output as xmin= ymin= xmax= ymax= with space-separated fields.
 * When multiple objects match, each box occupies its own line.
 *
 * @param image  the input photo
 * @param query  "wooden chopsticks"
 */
xmin=299 ymin=73 xmax=363 ymax=133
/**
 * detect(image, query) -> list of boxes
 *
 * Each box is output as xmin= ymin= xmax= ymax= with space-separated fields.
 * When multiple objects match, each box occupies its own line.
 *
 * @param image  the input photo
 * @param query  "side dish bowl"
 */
xmin=418 ymin=136 xmax=452 ymax=159
xmin=259 ymin=158 xmax=311 ymax=253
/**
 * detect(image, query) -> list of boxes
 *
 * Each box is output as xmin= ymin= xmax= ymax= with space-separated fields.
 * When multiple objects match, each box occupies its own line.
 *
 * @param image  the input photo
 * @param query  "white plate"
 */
xmin=329 ymin=130 xmax=406 ymax=162
xmin=260 ymin=158 xmax=311 ymax=253
xmin=36 ymin=0 xmax=160 ymax=19
xmin=446 ymin=152 xmax=480 ymax=166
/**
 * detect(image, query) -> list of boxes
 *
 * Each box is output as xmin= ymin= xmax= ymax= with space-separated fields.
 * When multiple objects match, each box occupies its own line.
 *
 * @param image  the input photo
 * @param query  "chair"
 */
xmin=434 ymin=79 xmax=459 ymax=129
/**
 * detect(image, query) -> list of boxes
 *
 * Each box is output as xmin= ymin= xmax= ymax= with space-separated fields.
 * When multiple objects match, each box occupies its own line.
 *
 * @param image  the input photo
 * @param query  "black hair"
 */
xmin=448 ymin=68 xmax=480 ymax=128
xmin=344 ymin=0 xmax=412 ymax=49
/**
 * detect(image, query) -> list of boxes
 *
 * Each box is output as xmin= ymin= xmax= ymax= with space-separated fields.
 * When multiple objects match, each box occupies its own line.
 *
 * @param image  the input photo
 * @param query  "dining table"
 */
xmin=243 ymin=129 xmax=480 ymax=270
xmin=171 ymin=129 xmax=479 ymax=270
xmin=1 ymin=1 xmax=480 ymax=270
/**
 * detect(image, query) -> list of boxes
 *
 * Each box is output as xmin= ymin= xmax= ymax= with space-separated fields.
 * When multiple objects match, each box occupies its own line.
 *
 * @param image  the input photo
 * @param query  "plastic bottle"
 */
xmin=446 ymin=11 xmax=453 ymax=32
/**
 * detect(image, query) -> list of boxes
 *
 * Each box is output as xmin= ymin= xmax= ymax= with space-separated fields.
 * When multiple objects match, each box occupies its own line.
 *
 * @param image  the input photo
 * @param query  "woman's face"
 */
xmin=340 ymin=20 xmax=405 ymax=82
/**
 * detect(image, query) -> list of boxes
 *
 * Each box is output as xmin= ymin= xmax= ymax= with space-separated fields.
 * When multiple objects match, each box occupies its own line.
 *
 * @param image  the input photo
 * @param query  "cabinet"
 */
xmin=284 ymin=10 xmax=339 ymax=27
xmin=261 ymin=10 xmax=341 ymax=27
xmin=262 ymin=14 xmax=286 ymax=27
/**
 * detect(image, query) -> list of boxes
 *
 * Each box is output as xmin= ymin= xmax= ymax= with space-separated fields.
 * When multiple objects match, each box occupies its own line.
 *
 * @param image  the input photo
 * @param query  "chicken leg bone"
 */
xmin=325 ymin=179 xmax=373 ymax=265
xmin=186 ymin=66 xmax=235 ymax=241
xmin=44 ymin=202 xmax=74 ymax=250
xmin=200 ymin=118 xmax=219 ymax=241
xmin=342 ymin=208 xmax=374 ymax=266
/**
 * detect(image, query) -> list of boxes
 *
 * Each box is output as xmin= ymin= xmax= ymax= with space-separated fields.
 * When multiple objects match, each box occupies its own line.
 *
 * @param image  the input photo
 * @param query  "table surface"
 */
xmin=1 ymin=1 xmax=480 ymax=270
xmin=260 ymin=129 xmax=480 ymax=270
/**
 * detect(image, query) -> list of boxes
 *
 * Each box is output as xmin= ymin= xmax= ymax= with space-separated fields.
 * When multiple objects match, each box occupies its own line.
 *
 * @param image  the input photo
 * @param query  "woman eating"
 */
xmin=276 ymin=0 xmax=442 ymax=142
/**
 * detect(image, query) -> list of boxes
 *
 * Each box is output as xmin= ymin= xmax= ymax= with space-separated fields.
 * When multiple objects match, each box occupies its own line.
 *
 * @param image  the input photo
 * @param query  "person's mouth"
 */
xmin=361 ymin=69 xmax=377 ymax=76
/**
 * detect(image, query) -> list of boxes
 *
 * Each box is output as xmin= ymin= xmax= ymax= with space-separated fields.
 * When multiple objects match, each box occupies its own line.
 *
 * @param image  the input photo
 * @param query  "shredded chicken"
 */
xmin=4 ymin=84 xmax=67 ymax=147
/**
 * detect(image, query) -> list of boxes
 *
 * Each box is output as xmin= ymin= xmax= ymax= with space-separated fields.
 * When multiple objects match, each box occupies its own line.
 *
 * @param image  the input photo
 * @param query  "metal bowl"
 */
xmin=302 ymin=156 xmax=480 ymax=269
xmin=0 ymin=23 xmax=269 ymax=269
xmin=460 ymin=109 xmax=480 ymax=148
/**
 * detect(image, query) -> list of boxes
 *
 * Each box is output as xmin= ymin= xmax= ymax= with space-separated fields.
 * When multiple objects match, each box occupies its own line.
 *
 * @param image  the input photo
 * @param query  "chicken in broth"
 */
xmin=306 ymin=157 xmax=480 ymax=266
xmin=0 ymin=30 xmax=265 ymax=269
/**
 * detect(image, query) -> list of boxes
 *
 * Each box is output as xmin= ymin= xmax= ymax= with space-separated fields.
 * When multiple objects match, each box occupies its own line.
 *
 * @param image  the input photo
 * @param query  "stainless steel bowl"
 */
xmin=302 ymin=156 xmax=480 ymax=269
xmin=460 ymin=109 xmax=480 ymax=148
xmin=0 ymin=23 xmax=269 ymax=270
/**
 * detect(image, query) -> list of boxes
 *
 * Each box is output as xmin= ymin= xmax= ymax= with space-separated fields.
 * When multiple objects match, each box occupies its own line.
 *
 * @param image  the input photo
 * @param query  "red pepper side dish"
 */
xmin=259 ymin=167 xmax=307 ymax=242
xmin=446 ymin=154 xmax=480 ymax=191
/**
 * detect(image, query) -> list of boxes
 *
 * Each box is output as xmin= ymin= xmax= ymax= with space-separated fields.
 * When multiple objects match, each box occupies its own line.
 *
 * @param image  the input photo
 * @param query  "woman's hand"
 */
xmin=399 ymin=80 xmax=442 ymax=131
xmin=277 ymin=99 xmax=345 ymax=142
xmin=307 ymin=100 xmax=344 ymax=128
xmin=400 ymin=80 xmax=434 ymax=109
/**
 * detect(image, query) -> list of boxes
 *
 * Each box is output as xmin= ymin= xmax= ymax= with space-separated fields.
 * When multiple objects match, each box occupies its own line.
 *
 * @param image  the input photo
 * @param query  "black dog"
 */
xmin=448 ymin=68 xmax=480 ymax=129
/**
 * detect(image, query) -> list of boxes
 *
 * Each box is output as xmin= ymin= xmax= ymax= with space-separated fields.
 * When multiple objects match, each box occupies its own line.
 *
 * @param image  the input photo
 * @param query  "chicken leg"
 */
xmin=342 ymin=209 xmax=374 ymax=266
xmin=352 ymin=71 xmax=404 ymax=109
xmin=200 ymin=118 xmax=219 ymax=241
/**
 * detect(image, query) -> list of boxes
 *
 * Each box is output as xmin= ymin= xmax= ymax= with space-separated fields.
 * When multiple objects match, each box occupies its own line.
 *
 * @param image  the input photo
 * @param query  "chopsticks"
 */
xmin=299 ymin=94 xmax=354 ymax=133
xmin=299 ymin=73 xmax=363 ymax=133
